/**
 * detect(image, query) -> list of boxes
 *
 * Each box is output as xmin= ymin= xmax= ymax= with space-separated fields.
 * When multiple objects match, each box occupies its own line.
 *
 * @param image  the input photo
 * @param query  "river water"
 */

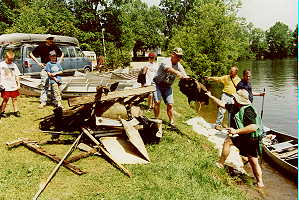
xmin=197 ymin=58 xmax=298 ymax=199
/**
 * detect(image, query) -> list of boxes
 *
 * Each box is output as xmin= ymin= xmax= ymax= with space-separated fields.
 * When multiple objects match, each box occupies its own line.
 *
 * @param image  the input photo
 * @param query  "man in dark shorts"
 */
xmin=206 ymin=89 xmax=264 ymax=188
xmin=30 ymin=36 xmax=64 ymax=108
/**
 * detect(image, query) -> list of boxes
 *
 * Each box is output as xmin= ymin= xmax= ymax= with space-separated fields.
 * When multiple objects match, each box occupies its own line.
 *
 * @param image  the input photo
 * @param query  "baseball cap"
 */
xmin=148 ymin=52 xmax=156 ymax=58
xmin=49 ymin=50 xmax=56 ymax=56
xmin=173 ymin=47 xmax=183 ymax=56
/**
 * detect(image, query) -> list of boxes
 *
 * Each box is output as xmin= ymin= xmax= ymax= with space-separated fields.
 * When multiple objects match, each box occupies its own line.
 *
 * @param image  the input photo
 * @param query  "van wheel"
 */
xmin=84 ymin=67 xmax=92 ymax=73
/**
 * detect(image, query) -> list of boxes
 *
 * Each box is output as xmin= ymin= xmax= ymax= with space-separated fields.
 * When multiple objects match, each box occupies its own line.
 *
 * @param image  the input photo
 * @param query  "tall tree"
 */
xmin=168 ymin=0 xmax=249 ymax=77
xmin=249 ymin=27 xmax=268 ymax=59
xmin=266 ymin=22 xmax=291 ymax=58
xmin=5 ymin=0 xmax=79 ymax=36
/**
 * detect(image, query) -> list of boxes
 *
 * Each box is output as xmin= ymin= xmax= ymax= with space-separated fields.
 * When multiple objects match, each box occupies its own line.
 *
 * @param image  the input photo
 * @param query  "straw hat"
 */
xmin=233 ymin=89 xmax=251 ymax=105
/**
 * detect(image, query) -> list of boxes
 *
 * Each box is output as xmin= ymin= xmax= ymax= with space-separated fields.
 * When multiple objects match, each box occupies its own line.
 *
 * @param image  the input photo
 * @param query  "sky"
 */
xmin=141 ymin=0 xmax=298 ymax=31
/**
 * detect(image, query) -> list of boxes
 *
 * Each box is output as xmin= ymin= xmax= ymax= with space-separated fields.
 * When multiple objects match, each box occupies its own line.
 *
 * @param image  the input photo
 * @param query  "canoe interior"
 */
xmin=263 ymin=129 xmax=298 ymax=180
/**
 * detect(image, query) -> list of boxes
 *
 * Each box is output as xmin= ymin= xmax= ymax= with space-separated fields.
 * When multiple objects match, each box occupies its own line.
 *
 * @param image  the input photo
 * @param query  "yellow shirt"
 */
xmin=211 ymin=75 xmax=241 ymax=95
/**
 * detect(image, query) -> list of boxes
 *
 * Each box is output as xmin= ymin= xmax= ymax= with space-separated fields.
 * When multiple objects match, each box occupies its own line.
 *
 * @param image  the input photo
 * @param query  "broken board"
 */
xmin=100 ymin=136 xmax=149 ymax=164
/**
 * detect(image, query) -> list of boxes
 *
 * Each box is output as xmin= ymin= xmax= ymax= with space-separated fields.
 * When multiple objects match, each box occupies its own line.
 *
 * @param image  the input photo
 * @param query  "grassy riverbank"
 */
xmin=0 ymin=81 xmax=251 ymax=200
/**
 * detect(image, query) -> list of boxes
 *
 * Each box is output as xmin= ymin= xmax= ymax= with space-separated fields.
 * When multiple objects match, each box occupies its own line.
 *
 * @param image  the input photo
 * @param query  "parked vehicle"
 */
xmin=0 ymin=33 xmax=92 ymax=75
xmin=82 ymin=51 xmax=97 ymax=71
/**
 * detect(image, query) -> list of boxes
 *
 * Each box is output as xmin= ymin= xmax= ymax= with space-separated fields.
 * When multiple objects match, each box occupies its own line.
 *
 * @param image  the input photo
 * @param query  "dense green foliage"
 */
xmin=0 ymin=0 xmax=297 ymax=74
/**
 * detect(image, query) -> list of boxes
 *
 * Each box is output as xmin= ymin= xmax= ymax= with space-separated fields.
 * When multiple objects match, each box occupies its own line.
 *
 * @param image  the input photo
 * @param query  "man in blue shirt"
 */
xmin=236 ymin=69 xmax=265 ymax=102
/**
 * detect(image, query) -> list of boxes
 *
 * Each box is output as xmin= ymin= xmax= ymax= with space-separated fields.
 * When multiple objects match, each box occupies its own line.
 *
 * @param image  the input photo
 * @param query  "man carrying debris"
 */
xmin=206 ymin=89 xmax=264 ymax=188
xmin=30 ymin=36 xmax=64 ymax=108
xmin=153 ymin=48 xmax=188 ymax=125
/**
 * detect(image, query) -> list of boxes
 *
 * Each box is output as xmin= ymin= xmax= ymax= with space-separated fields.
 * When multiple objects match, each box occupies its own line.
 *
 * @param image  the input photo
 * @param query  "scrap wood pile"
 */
xmin=6 ymin=85 xmax=162 ymax=199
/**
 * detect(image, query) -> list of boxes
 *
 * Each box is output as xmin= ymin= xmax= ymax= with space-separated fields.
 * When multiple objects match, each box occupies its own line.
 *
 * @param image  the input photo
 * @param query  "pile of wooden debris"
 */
xmin=7 ymin=85 xmax=162 ymax=199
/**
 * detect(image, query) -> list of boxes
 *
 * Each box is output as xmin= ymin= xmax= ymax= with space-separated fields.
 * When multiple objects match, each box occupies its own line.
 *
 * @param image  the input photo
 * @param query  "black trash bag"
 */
xmin=137 ymin=72 xmax=146 ymax=85
xmin=136 ymin=116 xmax=161 ymax=144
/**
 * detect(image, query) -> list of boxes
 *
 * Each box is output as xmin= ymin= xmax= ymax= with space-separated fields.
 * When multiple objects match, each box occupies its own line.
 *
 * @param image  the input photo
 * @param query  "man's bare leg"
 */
xmin=248 ymin=156 xmax=264 ymax=187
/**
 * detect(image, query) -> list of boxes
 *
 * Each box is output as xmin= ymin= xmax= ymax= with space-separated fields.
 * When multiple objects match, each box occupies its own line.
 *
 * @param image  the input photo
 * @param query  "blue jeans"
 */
xmin=40 ymin=69 xmax=49 ymax=104
xmin=153 ymin=84 xmax=173 ymax=104
xmin=40 ymin=69 xmax=54 ymax=104
xmin=216 ymin=93 xmax=234 ymax=126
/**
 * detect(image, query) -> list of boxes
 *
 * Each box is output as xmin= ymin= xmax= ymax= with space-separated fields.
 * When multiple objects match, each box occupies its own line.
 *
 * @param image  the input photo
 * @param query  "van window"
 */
xmin=2 ymin=45 xmax=21 ymax=60
xmin=25 ymin=45 xmax=36 ymax=58
xmin=68 ymin=46 xmax=76 ymax=57
xmin=75 ymin=47 xmax=83 ymax=57
xmin=60 ymin=46 xmax=69 ymax=57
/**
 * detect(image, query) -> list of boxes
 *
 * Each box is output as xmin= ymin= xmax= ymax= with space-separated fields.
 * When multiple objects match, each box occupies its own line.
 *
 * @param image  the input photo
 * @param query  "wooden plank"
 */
xmin=277 ymin=149 xmax=298 ymax=159
xmin=68 ymin=85 xmax=155 ymax=107
xmin=6 ymin=138 xmax=85 ymax=175
xmin=272 ymin=144 xmax=297 ymax=152
xmin=120 ymin=119 xmax=150 ymax=162
xmin=81 ymin=127 xmax=132 ymax=177
xmin=33 ymin=134 xmax=83 ymax=200
xmin=95 ymin=117 xmax=122 ymax=127
xmin=77 ymin=143 xmax=101 ymax=156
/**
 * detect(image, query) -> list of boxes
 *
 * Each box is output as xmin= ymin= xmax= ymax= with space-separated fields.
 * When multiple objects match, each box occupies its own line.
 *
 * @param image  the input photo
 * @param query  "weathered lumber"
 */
xmin=6 ymin=138 xmax=86 ymax=176
xmin=95 ymin=117 xmax=123 ymax=127
xmin=68 ymin=85 xmax=155 ymax=107
xmin=81 ymin=127 xmax=132 ymax=177
xmin=33 ymin=133 xmax=83 ymax=200
xmin=120 ymin=119 xmax=150 ymax=162
xmin=77 ymin=143 xmax=101 ymax=157
xmin=66 ymin=149 xmax=98 ymax=163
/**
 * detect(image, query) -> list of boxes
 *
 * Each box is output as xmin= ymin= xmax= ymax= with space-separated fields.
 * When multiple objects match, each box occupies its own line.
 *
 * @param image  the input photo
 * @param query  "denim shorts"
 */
xmin=154 ymin=84 xmax=173 ymax=104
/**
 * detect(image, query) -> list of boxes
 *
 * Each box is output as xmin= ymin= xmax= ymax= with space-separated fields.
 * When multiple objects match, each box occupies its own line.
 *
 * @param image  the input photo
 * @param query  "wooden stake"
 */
xmin=32 ymin=133 xmax=83 ymax=200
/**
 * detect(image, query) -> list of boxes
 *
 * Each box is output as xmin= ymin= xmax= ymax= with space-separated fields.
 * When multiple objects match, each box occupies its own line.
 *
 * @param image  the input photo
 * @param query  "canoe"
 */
xmin=19 ymin=73 xmax=140 ymax=98
xmin=262 ymin=127 xmax=298 ymax=178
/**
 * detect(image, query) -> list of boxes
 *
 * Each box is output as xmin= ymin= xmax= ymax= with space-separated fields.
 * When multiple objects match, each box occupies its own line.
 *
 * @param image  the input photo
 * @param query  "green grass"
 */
xmin=0 ymin=82 xmax=250 ymax=200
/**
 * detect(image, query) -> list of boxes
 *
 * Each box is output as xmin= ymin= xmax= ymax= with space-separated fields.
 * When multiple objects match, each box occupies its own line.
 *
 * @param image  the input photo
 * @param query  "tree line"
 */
xmin=0 ymin=0 xmax=297 ymax=77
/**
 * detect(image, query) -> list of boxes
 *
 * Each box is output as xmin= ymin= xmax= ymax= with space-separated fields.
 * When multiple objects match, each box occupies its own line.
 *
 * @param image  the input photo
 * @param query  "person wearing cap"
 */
xmin=29 ymin=36 xmax=64 ymax=108
xmin=140 ymin=52 xmax=159 ymax=109
xmin=236 ymin=69 xmax=265 ymax=103
xmin=0 ymin=51 xmax=21 ymax=118
xmin=205 ymin=89 xmax=264 ymax=188
xmin=206 ymin=66 xmax=241 ymax=130
xmin=153 ymin=47 xmax=188 ymax=125
xmin=45 ymin=50 xmax=63 ymax=108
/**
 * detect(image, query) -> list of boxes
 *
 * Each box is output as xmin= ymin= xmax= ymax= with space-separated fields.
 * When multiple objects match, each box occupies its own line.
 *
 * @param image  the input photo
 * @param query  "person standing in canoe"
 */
xmin=206 ymin=89 xmax=264 ymax=188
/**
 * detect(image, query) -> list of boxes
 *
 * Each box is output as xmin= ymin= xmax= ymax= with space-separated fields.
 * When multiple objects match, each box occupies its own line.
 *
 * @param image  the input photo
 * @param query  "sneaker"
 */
xmin=38 ymin=103 xmax=46 ymax=109
xmin=215 ymin=125 xmax=223 ymax=131
xmin=13 ymin=111 xmax=21 ymax=117
xmin=0 ymin=112 xmax=7 ymax=118
xmin=215 ymin=162 xmax=224 ymax=169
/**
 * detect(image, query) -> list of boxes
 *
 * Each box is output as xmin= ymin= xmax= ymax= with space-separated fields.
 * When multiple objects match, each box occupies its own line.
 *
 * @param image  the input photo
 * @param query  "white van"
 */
xmin=82 ymin=51 xmax=97 ymax=70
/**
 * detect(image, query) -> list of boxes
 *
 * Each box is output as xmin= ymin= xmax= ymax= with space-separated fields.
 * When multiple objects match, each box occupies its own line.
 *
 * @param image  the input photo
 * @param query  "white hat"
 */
xmin=173 ymin=47 xmax=183 ymax=56
xmin=49 ymin=50 xmax=56 ymax=56
xmin=233 ymin=89 xmax=251 ymax=105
